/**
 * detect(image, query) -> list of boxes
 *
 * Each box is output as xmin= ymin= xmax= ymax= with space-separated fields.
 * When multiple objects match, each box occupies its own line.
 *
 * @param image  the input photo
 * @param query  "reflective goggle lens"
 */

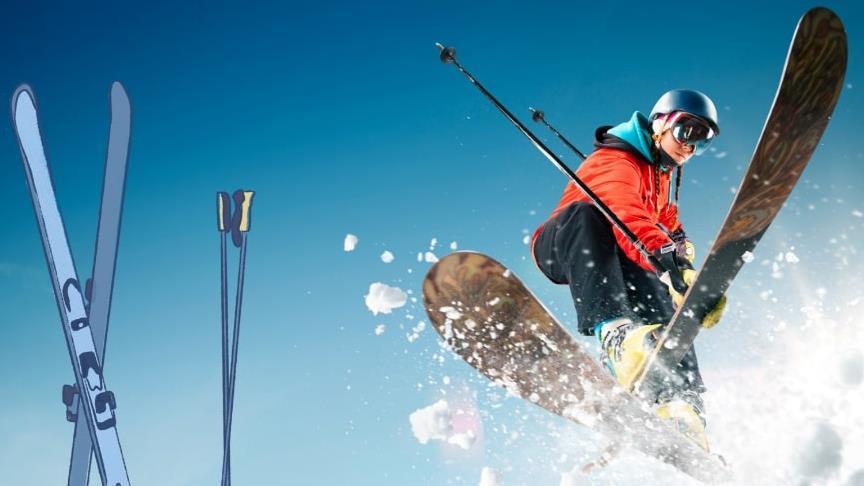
xmin=670 ymin=115 xmax=715 ymax=155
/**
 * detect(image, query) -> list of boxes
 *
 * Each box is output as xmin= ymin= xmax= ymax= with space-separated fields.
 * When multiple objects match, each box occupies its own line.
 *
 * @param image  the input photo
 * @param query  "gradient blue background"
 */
xmin=0 ymin=1 xmax=862 ymax=484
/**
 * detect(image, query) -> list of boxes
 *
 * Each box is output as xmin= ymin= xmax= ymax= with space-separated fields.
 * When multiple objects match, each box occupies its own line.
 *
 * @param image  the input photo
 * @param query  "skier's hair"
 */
xmin=649 ymin=114 xmax=683 ymax=204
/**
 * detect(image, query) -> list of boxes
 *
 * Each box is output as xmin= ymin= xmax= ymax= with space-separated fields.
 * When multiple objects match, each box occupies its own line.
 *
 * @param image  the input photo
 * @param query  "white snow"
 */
xmin=447 ymin=430 xmax=476 ymax=450
xmin=742 ymin=251 xmax=755 ymax=263
xmin=409 ymin=400 xmax=452 ymax=444
xmin=380 ymin=251 xmax=394 ymax=263
xmin=424 ymin=252 xmax=439 ymax=263
xmin=409 ymin=399 xmax=479 ymax=451
xmin=450 ymin=241 xmax=458 ymax=250
xmin=343 ymin=234 xmax=358 ymax=252
xmin=478 ymin=467 xmax=501 ymax=486
xmin=364 ymin=283 xmax=407 ymax=315
xmin=852 ymin=209 xmax=863 ymax=218
xmin=784 ymin=251 xmax=800 ymax=263
xmin=374 ymin=324 xmax=386 ymax=336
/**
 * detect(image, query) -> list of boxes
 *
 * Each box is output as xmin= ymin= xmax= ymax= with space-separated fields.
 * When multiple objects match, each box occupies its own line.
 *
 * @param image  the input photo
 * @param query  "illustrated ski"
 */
xmin=633 ymin=7 xmax=847 ymax=400
xmin=12 ymin=85 xmax=131 ymax=486
xmin=423 ymin=252 xmax=730 ymax=482
xmin=66 ymin=82 xmax=132 ymax=486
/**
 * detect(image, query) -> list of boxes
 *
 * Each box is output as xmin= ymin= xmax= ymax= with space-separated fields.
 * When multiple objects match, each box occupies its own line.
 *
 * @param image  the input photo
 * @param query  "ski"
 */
xmin=12 ymin=85 xmax=131 ymax=486
xmin=66 ymin=82 xmax=132 ymax=486
xmin=423 ymin=252 xmax=730 ymax=482
xmin=633 ymin=7 xmax=847 ymax=399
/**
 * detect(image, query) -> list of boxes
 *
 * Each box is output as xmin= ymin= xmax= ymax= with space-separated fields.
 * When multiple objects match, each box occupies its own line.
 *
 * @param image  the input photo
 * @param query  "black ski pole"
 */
xmin=435 ymin=43 xmax=665 ymax=274
xmin=529 ymin=107 xmax=588 ymax=161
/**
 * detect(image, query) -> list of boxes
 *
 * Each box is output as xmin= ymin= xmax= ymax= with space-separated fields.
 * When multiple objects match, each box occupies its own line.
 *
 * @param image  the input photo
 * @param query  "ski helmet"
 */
xmin=650 ymin=89 xmax=720 ymax=135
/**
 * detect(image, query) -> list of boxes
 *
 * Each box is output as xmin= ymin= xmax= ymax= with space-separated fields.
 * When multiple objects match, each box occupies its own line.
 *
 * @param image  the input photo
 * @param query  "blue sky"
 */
xmin=0 ymin=1 xmax=862 ymax=484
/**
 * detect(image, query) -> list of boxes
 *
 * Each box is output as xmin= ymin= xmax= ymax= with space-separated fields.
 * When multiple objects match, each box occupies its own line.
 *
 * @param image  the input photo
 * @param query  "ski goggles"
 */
xmin=666 ymin=112 xmax=716 ymax=155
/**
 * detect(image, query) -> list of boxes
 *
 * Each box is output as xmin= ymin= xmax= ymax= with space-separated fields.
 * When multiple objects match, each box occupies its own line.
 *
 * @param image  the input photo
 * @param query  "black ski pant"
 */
xmin=532 ymin=202 xmax=705 ymax=394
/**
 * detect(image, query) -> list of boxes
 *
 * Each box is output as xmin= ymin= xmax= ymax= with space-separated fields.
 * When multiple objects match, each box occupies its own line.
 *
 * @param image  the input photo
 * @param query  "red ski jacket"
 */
xmin=533 ymin=146 xmax=682 ymax=273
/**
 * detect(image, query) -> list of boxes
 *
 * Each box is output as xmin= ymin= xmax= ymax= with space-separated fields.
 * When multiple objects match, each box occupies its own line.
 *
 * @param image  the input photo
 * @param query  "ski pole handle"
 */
xmin=234 ymin=190 xmax=255 ymax=233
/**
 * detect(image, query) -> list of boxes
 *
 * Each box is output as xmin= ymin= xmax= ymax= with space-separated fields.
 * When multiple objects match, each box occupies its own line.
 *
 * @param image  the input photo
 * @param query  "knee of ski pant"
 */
xmin=532 ymin=221 xmax=568 ymax=285
xmin=554 ymin=203 xmax=615 ymax=264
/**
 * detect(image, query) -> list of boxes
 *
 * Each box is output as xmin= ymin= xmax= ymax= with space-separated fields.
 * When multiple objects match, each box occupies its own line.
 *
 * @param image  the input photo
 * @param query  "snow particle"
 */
xmin=852 ymin=209 xmax=863 ymax=218
xmin=409 ymin=400 xmax=452 ymax=444
xmin=424 ymin=252 xmax=439 ymax=263
xmin=447 ymin=430 xmax=476 ymax=450
xmin=450 ymin=241 xmax=458 ymax=250
xmin=364 ymin=283 xmax=408 ymax=315
xmin=344 ymin=234 xmax=358 ymax=252
xmin=479 ymin=467 xmax=501 ymax=486
xmin=374 ymin=324 xmax=386 ymax=336
xmin=381 ymin=251 xmax=394 ymax=263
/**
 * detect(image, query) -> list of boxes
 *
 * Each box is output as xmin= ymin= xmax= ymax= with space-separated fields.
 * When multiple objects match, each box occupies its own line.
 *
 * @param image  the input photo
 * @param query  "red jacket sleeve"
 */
xmin=658 ymin=203 xmax=683 ymax=234
xmin=576 ymin=155 xmax=673 ymax=272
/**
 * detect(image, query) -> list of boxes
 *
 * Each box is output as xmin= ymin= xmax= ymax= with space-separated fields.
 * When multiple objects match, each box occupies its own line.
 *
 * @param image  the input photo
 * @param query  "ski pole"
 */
xmin=529 ymin=108 xmax=588 ymax=161
xmin=435 ymin=43 xmax=664 ymax=274
xmin=217 ymin=193 xmax=231 ymax=486
xmin=218 ymin=190 xmax=255 ymax=486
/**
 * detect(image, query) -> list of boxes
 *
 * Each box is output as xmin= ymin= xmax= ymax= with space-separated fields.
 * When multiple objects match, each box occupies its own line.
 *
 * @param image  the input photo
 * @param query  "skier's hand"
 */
xmin=654 ymin=246 xmax=727 ymax=328
xmin=670 ymin=229 xmax=695 ymax=264
xmin=653 ymin=246 xmax=692 ymax=296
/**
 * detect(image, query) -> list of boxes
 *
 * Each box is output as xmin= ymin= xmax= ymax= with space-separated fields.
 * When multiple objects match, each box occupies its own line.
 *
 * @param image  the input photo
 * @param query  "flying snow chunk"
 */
xmin=365 ymin=283 xmax=407 ymax=315
xmin=785 ymin=251 xmax=800 ymax=263
xmin=374 ymin=324 xmax=386 ymax=336
xmin=479 ymin=467 xmax=501 ymax=486
xmin=741 ymin=251 xmax=754 ymax=263
xmin=447 ymin=430 xmax=476 ymax=450
xmin=450 ymin=241 xmax=458 ymax=250
xmin=715 ymin=151 xmax=728 ymax=159
xmin=344 ymin=234 xmax=358 ymax=252
xmin=424 ymin=252 xmax=439 ymax=263
xmin=381 ymin=251 xmax=394 ymax=263
xmin=409 ymin=400 xmax=452 ymax=444
xmin=852 ymin=209 xmax=863 ymax=218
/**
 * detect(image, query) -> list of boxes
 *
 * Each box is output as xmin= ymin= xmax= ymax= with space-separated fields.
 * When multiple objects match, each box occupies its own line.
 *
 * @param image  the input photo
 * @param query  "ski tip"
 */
xmin=10 ymin=83 xmax=36 ymax=119
xmin=110 ymin=81 xmax=129 ymax=102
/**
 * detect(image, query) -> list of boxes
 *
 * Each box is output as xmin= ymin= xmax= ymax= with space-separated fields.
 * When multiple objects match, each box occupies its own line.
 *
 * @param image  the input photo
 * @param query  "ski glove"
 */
xmin=653 ymin=246 xmax=727 ymax=329
xmin=670 ymin=229 xmax=696 ymax=264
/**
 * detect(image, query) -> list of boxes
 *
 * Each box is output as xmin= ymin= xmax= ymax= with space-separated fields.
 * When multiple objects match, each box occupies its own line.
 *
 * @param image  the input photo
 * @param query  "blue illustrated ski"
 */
xmin=12 ymin=84 xmax=131 ymax=486
xmin=62 ymin=82 xmax=132 ymax=486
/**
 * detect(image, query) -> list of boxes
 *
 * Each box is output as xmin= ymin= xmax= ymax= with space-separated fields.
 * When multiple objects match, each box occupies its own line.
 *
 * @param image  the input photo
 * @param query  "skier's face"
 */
xmin=659 ymin=130 xmax=694 ymax=165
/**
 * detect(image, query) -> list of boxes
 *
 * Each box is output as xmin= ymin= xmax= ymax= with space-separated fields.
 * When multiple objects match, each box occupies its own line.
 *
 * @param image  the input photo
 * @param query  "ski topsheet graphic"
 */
xmin=12 ymin=85 xmax=131 ymax=486
xmin=633 ymin=7 xmax=847 ymax=399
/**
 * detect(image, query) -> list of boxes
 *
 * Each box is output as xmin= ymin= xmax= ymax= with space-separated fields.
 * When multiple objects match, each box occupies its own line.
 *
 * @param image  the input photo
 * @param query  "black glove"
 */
xmin=652 ymin=244 xmax=692 ymax=295
xmin=669 ymin=229 xmax=695 ymax=264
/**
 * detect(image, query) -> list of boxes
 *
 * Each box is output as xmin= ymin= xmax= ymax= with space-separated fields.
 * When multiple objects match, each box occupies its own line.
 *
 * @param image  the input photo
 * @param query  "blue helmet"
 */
xmin=650 ymin=89 xmax=720 ymax=135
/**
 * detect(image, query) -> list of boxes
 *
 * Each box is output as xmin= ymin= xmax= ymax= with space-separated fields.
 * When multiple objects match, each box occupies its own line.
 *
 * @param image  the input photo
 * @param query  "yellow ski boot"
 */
xmin=596 ymin=317 xmax=661 ymax=390
xmin=656 ymin=390 xmax=710 ymax=451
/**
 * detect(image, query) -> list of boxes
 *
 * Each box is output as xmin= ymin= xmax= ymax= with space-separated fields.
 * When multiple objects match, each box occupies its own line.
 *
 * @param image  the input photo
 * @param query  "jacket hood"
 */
xmin=594 ymin=111 xmax=656 ymax=165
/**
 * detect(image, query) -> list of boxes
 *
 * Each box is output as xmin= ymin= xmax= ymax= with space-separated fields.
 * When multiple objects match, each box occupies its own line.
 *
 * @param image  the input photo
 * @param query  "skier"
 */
xmin=531 ymin=89 xmax=728 ymax=450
